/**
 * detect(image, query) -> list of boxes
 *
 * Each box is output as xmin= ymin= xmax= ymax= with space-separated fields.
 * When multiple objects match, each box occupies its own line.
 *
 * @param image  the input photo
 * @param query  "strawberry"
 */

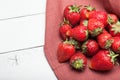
xmin=111 ymin=37 xmax=120 ymax=53
xmin=59 ymin=19 xmax=72 ymax=40
xmin=80 ymin=5 xmax=95 ymax=20
xmin=89 ymin=11 xmax=108 ymax=26
xmin=106 ymin=14 xmax=118 ymax=31
xmin=64 ymin=5 xmax=81 ymax=26
xmin=88 ymin=18 xmax=104 ymax=37
xmin=107 ymin=14 xmax=118 ymax=24
xmin=89 ymin=50 xmax=119 ymax=71
xmin=70 ymin=51 xmax=87 ymax=70
xmin=109 ymin=21 xmax=120 ymax=37
xmin=79 ymin=19 xmax=88 ymax=27
xmin=57 ymin=40 xmax=76 ymax=63
xmin=81 ymin=39 xmax=99 ymax=56
xmin=97 ymin=32 xmax=113 ymax=49
xmin=66 ymin=25 xmax=88 ymax=42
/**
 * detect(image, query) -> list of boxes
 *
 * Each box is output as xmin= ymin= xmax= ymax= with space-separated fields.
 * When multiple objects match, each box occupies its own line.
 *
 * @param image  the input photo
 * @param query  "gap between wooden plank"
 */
xmin=0 ymin=45 xmax=44 ymax=54
xmin=0 ymin=12 xmax=45 ymax=21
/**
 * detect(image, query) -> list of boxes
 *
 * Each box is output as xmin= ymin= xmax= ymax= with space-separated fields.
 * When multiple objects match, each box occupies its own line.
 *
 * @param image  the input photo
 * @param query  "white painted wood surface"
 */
xmin=0 ymin=0 xmax=57 ymax=80
xmin=0 ymin=0 xmax=46 ymax=19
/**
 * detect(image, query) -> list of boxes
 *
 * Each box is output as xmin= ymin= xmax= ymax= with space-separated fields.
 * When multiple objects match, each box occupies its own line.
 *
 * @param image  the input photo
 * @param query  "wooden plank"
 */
xmin=0 ymin=14 xmax=45 ymax=53
xmin=0 ymin=47 xmax=57 ymax=80
xmin=0 ymin=0 xmax=46 ymax=19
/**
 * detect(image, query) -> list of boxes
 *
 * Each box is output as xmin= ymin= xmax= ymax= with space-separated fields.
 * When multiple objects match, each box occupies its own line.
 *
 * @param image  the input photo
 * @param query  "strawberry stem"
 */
xmin=108 ymin=50 xmax=119 ymax=64
xmin=60 ymin=18 xmax=70 ymax=26
xmin=63 ymin=18 xmax=70 ymax=24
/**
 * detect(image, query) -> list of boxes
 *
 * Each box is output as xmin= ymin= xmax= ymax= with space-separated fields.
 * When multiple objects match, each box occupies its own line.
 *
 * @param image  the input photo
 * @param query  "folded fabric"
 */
xmin=44 ymin=0 xmax=120 ymax=80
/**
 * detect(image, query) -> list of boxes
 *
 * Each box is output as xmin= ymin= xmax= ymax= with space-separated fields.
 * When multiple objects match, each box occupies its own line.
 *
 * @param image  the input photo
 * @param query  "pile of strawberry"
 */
xmin=57 ymin=4 xmax=120 ymax=71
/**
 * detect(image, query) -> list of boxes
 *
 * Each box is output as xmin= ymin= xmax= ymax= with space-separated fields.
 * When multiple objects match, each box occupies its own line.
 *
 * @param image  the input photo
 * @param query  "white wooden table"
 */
xmin=0 ymin=0 xmax=57 ymax=80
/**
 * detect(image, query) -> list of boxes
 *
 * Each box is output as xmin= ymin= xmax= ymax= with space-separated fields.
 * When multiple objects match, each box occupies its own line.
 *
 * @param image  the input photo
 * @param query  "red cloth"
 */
xmin=103 ymin=0 xmax=120 ymax=18
xmin=44 ymin=0 xmax=120 ymax=80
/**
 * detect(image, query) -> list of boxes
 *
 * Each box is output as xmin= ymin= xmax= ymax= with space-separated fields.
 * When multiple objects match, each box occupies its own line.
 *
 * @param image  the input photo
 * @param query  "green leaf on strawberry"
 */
xmin=70 ymin=52 xmax=87 ymax=70
xmin=91 ymin=27 xmax=103 ymax=37
xmin=69 ymin=5 xmax=80 ymax=13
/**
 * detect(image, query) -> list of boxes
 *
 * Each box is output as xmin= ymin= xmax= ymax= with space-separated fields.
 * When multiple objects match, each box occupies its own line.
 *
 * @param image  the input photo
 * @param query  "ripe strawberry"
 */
xmin=81 ymin=39 xmax=99 ymax=56
xmin=97 ymin=32 xmax=113 ymax=49
xmin=66 ymin=25 xmax=88 ymax=42
xmin=79 ymin=19 xmax=88 ymax=27
xmin=107 ymin=14 xmax=118 ymax=24
xmin=111 ymin=37 xmax=120 ymax=53
xmin=64 ymin=5 xmax=80 ymax=26
xmin=59 ymin=19 xmax=72 ymax=40
xmin=57 ymin=40 xmax=76 ymax=63
xmin=70 ymin=51 xmax=87 ymax=70
xmin=80 ymin=5 xmax=95 ymax=20
xmin=89 ymin=50 xmax=119 ymax=71
xmin=106 ymin=14 xmax=118 ymax=31
xmin=109 ymin=21 xmax=120 ymax=37
xmin=89 ymin=11 xmax=108 ymax=26
xmin=88 ymin=18 xmax=104 ymax=37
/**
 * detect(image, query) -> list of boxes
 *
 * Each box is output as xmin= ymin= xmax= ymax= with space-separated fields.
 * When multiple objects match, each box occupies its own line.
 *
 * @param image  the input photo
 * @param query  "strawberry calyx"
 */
xmin=108 ymin=15 xmax=114 ymax=24
xmin=69 ymin=5 xmax=80 ymax=13
xmin=81 ymin=41 xmax=87 ymax=53
xmin=84 ymin=5 xmax=95 ymax=11
xmin=111 ymin=21 xmax=120 ymax=34
xmin=91 ymin=28 xmax=103 ymax=37
xmin=108 ymin=50 xmax=119 ymax=64
xmin=83 ymin=20 xmax=88 ymax=26
xmin=64 ymin=38 xmax=80 ymax=49
xmin=71 ymin=59 xmax=85 ymax=70
xmin=60 ymin=18 xmax=70 ymax=26
xmin=105 ymin=39 xmax=113 ymax=49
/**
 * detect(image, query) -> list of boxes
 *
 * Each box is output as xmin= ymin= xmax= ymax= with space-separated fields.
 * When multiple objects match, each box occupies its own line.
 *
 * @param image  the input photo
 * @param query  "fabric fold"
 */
xmin=44 ymin=0 xmax=120 ymax=80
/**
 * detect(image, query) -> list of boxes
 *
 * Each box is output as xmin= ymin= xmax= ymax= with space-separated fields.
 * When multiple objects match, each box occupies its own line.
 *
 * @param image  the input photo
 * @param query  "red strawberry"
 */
xmin=66 ymin=25 xmax=88 ymax=42
xmin=88 ymin=18 xmax=104 ymax=37
xmin=59 ymin=19 xmax=72 ymax=40
xmin=106 ymin=14 xmax=118 ymax=31
xmin=57 ymin=40 xmax=75 ymax=63
xmin=80 ymin=5 xmax=95 ymax=20
xmin=89 ymin=11 xmax=108 ymax=26
xmin=70 ymin=51 xmax=87 ymax=70
xmin=81 ymin=39 xmax=99 ymax=56
xmin=97 ymin=32 xmax=113 ymax=49
xmin=107 ymin=14 xmax=118 ymax=24
xmin=79 ymin=19 xmax=88 ymax=27
xmin=109 ymin=21 xmax=120 ymax=37
xmin=64 ymin=5 xmax=81 ymax=26
xmin=111 ymin=37 xmax=120 ymax=53
xmin=89 ymin=50 xmax=119 ymax=71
